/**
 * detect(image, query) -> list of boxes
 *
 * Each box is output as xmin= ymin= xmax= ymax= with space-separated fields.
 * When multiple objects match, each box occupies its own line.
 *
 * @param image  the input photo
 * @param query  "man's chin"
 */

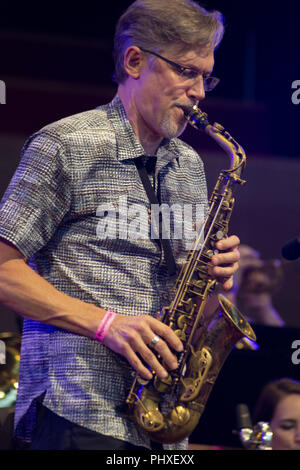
xmin=160 ymin=114 xmax=188 ymax=139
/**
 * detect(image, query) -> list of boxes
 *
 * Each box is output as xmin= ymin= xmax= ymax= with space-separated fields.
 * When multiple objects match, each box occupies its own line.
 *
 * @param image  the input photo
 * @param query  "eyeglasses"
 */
xmin=140 ymin=47 xmax=220 ymax=92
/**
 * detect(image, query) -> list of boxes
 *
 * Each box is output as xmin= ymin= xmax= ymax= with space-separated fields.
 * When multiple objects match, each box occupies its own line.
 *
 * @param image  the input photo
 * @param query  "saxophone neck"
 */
xmin=185 ymin=105 xmax=246 ymax=176
xmin=205 ymin=123 xmax=246 ymax=177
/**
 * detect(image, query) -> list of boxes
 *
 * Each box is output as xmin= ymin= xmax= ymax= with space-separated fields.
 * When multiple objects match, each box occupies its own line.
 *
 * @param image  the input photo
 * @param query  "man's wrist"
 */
xmin=94 ymin=310 xmax=117 ymax=343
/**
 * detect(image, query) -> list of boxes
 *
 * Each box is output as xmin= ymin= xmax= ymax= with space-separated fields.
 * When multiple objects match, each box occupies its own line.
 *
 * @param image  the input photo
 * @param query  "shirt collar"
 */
xmin=106 ymin=95 xmax=181 ymax=166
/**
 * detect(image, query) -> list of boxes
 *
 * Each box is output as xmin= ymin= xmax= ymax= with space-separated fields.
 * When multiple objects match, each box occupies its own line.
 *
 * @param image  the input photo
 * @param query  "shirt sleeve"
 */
xmin=0 ymin=132 xmax=71 ymax=258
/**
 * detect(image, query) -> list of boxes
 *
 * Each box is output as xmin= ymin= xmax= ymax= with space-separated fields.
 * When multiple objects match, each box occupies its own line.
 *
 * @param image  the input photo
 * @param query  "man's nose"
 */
xmin=186 ymin=76 xmax=206 ymax=103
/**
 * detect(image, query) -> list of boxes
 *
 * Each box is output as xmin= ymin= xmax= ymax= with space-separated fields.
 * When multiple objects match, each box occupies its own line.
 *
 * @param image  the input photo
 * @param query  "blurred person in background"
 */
xmin=225 ymin=245 xmax=285 ymax=327
xmin=252 ymin=378 xmax=300 ymax=450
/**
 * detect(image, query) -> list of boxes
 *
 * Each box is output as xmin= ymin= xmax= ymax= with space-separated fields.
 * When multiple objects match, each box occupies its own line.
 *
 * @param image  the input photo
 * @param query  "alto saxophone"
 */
xmin=126 ymin=105 xmax=256 ymax=444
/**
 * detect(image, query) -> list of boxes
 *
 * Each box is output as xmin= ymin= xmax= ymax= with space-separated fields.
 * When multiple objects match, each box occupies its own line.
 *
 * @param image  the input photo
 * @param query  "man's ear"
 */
xmin=123 ymin=46 xmax=145 ymax=79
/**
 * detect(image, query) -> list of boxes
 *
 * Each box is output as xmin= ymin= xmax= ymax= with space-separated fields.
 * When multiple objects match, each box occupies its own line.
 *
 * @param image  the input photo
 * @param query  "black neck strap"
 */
xmin=134 ymin=158 xmax=177 ymax=277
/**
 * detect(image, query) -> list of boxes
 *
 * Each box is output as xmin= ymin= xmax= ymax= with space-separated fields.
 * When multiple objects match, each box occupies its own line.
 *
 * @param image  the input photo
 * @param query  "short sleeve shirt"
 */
xmin=0 ymin=95 xmax=208 ymax=449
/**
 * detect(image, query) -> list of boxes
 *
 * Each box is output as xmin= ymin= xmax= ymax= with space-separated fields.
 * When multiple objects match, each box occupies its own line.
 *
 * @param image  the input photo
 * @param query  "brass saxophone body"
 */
xmin=126 ymin=105 xmax=256 ymax=444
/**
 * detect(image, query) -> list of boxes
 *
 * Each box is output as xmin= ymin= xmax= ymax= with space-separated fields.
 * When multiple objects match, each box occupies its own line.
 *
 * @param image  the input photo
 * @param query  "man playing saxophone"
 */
xmin=0 ymin=0 xmax=240 ymax=450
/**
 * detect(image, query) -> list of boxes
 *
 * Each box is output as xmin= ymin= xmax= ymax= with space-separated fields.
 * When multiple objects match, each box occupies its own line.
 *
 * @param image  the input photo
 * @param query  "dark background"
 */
xmin=1 ymin=0 xmax=299 ymax=156
xmin=1 ymin=0 xmax=299 ymax=155
xmin=0 ymin=0 xmax=300 ymax=448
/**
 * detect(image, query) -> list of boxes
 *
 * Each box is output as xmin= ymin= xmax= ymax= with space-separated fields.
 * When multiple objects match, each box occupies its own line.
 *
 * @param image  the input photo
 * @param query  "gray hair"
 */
xmin=113 ymin=0 xmax=225 ymax=84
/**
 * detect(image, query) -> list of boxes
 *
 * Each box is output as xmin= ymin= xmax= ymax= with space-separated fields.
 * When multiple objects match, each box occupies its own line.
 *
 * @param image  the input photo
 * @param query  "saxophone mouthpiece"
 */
xmin=181 ymin=104 xmax=195 ymax=116
xmin=184 ymin=105 xmax=210 ymax=130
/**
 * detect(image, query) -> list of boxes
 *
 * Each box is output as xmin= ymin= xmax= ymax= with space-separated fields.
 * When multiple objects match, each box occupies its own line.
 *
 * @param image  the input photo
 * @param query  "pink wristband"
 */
xmin=94 ymin=309 xmax=117 ymax=343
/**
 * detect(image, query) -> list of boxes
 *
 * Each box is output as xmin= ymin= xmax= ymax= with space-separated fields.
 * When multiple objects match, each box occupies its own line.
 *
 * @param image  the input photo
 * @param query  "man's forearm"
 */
xmin=0 ymin=258 xmax=106 ymax=338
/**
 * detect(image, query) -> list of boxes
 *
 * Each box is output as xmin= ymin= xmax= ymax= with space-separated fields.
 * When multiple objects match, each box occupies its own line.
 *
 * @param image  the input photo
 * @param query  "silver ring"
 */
xmin=150 ymin=335 xmax=160 ymax=347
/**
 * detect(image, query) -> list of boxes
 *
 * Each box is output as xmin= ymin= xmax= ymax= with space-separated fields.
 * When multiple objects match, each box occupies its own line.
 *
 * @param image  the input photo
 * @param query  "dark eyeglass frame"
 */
xmin=139 ymin=47 xmax=220 ymax=92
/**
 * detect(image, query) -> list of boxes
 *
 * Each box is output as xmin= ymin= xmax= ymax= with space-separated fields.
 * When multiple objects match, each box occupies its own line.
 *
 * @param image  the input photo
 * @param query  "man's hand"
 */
xmin=102 ymin=314 xmax=183 ymax=380
xmin=102 ymin=235 xmax=240 ymax=380
xmin=209 ymin=235 xmax=240 ymax=291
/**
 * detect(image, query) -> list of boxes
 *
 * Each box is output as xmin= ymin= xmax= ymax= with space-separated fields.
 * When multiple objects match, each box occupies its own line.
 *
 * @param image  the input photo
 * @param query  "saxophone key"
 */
xmin=153 ymin=373 xmax=172 ymax=393
xmin=216 ymin=230 xmax=224 ymax=240
xmin=213 ymin=122 xmax=224 ymax=132
xmin=177 ymin=314 xmax=187 ymax=329
xmin=170 ymin=405 xmax=190 ymax=426
xmin=179 ymin=298 xmax=195 ymax=314
xmin=210 ymin=230 xmax=224 ymax=247
xmin=174 ymin=329 xmax=187 ymax=342
xmin=206 ymin=249 xmax=214 ymax=258
xmin=140 ymin=410 xmax=165 ymax=432
xmin=137 ymin=375 xmax=152 ymax=385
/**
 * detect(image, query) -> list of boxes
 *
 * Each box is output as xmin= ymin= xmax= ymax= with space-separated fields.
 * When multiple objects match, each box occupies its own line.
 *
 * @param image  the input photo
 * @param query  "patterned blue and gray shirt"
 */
xmin=0 ymin=95 xmax=208 ymax=449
